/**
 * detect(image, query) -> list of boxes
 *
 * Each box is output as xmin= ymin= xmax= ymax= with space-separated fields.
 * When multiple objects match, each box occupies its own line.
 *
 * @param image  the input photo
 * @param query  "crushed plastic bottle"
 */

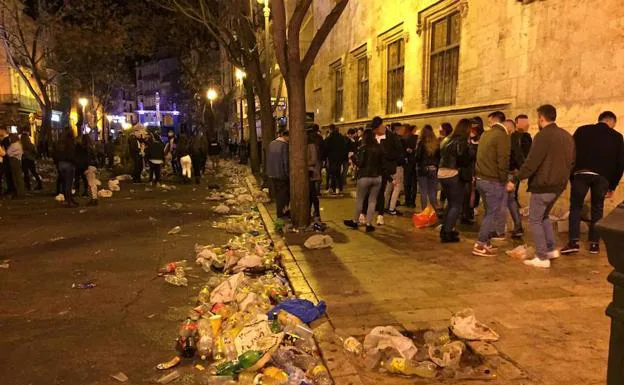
xmin=383 ymin=358 xmax=438 ymax=378
xmin=164 ymin=267 xmax=188 ymax=286
xmin=310 ymin=365 xmax=332 ymax=385
xmin=342 ymin=337 xmax=363 ymax=355
xmin=159 ymin=260 xmax=187 ymax=274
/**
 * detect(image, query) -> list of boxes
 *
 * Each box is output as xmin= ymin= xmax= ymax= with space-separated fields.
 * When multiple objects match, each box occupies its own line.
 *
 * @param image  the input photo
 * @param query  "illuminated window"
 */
xmin=357 ymin=57 xmax=369 ymax=119
xmin=428 ymin=12 xmax=460 ymax=108
xmin=386 ymin=39 xmax=404 ymax=114
xmin=334 ymin=66 xmax=344 ymax=122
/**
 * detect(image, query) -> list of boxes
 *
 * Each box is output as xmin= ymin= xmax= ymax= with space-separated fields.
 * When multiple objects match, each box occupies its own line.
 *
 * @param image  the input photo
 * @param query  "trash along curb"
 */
xmin=245 ymin=176 xmax=365 ymax=385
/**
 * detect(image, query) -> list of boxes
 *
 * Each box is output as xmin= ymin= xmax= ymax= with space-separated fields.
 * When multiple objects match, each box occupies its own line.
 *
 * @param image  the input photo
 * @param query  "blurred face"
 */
xmin=374 ymin=125 xmax=385 ymax=136
xmin=537 ymin=114 xmax=547 ymax=130
xmin=438 ymin=126 xmax=445 ymax=137
xmin=604 ymin=118 xmax=617 ymax=129
xmin=503 ymin=121 xmax=515 ymax=134
xmin=516 ymin=117 xmax=529 ymax=132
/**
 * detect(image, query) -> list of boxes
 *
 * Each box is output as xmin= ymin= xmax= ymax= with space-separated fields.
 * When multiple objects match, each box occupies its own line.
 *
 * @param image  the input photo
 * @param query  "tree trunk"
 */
xmin=244 ymin=79 xmax=260 ymax=173
xmin=256 ymin=77 xmax=274 ymax=174
xmin=285 ymin=68 xmax=310 ymax=228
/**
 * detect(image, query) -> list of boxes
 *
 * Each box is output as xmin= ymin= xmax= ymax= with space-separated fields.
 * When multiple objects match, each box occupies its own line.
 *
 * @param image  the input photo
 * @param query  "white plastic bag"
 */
xmin=213 ymin=204 xmax=230 ymax=214
xmin=98 ymin=189 xmax=113 ymax=198
xmin=450 ymin=308 xmax=499 ymax=341
xmin=209 ymin=272 xmax=246 ymax=305
xmin=303 ymin=234 xmax=334 ymax=249
xmin=108 ymin=179 xmax=120 ymax=192
xmin=363 ymin=326 xmax=417 ymax=361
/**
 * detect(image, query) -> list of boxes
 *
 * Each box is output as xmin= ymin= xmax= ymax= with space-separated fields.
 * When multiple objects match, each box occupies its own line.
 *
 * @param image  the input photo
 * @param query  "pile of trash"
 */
xmin=154 ymin=162 xmax=332 ymax=385
xmin=337 ymin=308 xmax=520 ymax=381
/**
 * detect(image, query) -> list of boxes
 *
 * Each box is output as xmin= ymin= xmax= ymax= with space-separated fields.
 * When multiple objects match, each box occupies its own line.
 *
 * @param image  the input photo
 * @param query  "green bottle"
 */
xmin=215 ymin=360 xmax=240 ymax=376
xmin=270 ymin=312 xmax=281 ymax=333
xmin=237 ymin=350 xmax=264 ymax=370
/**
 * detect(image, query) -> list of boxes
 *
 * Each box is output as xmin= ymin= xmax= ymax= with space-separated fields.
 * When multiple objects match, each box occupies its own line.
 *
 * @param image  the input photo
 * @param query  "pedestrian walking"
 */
xmin=0 ymin=127 xmax=14 ymax=196
xmin=384 ymin=124 xmax=406 ymax=215
xmin=147 ymin=133 xmax=165 ymax=186
xmin=267 ymin=130 xmax=290 ymax=219
xmin=344 ymin=128 xmax=384 ymax=232
xmin=207 ymin=134 xmax=221 ymax=172
xmin=55 ymin=128 xmax=79 ymax=207
xmin=437 ymin=122 xmax=453 ymax=209
xmin=164 ymin=129 xmax=179 ymax=176
xmin=402 ymin=124 xmax=418 ymax=208
xmin=191 ymin=132 xmax=208 ymax=184
xmin=472 ymin=111 xmax=511 ymax=257
xmin=307 ymin=127 xmax=322 ymax=222
xmin=20 ymin=133 xmax=42 ymax=191
xmin=438 ymin=119 xmax=474 ymax=243
xmin=74 ymin=135 xmax=91 ymax=197
xmin=512 ymin=114 xmax=532 ymax=205
xmin=561 ymin=111 xmax=624 ymax=255
xmin=508 ymin=104 xmax=575 ymax=268
xmin=499 ymin=119 xmax=524 ymax=239
xmin=346 ymin=128 xmax=359 ymax=181
xmin=324 ymin=124 xmax=348 ymax=195
xmin=7 ymin=134 xmax=25 ymax=198
xmin=415 ymin=125 xmax=440 ymax=211
xmin=461 ymin=117 xmax=484 ymax=224
xmin=177 ymin=133 xmax=192 ymax=183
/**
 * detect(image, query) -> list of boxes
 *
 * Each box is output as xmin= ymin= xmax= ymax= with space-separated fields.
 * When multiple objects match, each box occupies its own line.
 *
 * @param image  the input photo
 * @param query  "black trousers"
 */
xmin=131 ymin=154 xmax=143 ymax=182
xmin=149 ymin=162 xmax=162 ymax=184
xmin=309 ymin=179 xmax=320 ymax=218
xmin=74 ymin=166 xmax=88 ymax=194
xmin=328 ymin=160 xmax=343 ymax=191
xmin=22 ymin=158 xmax=42 ymax=190
xmin=192 ymin=156 xmax=204 ymax=182
xmin=404 ymin=165 xmax=417 ymax=206
xmin=569 ymin=174 xmax=610 ymax=243
xmin=271 ymin=178 xmax=290 ymax=218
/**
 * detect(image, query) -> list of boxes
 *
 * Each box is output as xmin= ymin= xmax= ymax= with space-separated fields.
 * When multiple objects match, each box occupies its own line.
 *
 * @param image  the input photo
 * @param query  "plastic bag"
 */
xmin=210 ymin=272 xmax=246 ymax=305
xmin=363 ymin=326 xmax=417 ymax=361
xmin=98 ymin=189 xmax=113 ymax=198
xmin=268 ymin=299 xmax=327 ymax=324
xmin=55 ymin=193 xmax=65 ymax=202
xmin=303 ymin=234 xmax=334 ymax=249
xmin=428 ymin=340 xmax=465 ymax=368
xmin=237 ymin=194 xmax=254 ymax=204
xmin=232 ymin=254 xmax=263 ymax=273
xmin=412 ymin=205 xmax=438 ymax=228
xmin=108 ymin=179 xmax=121 ymax=192
xmin=450 ymin=308 xmax=499 ymax=341
xmin=213 ymin=204 xmax=231 ymax=214
xmin=115 ymin=174 xmax=132 ymax=181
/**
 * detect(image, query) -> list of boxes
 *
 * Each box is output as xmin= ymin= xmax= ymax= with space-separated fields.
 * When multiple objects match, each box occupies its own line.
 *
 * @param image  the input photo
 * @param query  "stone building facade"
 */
xmin=306 ymin=0 xmax=624 ymax=134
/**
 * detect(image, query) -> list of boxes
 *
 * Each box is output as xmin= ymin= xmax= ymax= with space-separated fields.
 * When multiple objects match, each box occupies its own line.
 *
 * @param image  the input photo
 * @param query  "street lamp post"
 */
xmin=235 ymin=68 xmax=246 ymax=143
xmin=78 ymin=97 xmax=88 ymax=134
xmin=206 ymin=88 xmax=218 ymax=134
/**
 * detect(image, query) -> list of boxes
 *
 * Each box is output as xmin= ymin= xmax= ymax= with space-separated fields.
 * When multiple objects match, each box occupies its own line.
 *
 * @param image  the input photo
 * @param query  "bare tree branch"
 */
xmin=301 ymin=0 xmax=348 ymax=75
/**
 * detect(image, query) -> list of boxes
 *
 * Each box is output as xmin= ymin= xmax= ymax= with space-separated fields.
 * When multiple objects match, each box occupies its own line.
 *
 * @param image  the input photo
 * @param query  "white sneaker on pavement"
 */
xmin=524 ymin=257 xmax=551 ymax=268
xmin=358 ymin=213 xmax=366 ymax=225
xmin=376 ymin=215 xmax=384 ymax=226
xmin=547 ymin=249 xmax=560 ymax=260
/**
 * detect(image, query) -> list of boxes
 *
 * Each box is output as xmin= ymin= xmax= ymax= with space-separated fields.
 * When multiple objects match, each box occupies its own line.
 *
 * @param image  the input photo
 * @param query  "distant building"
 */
xmin=110 ymin=85 xmax=138 ymax=126
xmin=135 ymin=56 xmax=182 ymax=133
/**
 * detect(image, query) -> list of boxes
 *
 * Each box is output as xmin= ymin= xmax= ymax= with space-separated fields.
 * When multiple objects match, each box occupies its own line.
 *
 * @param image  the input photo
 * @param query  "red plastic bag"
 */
xmin=412 ymin=205 xmax=438 ymax=228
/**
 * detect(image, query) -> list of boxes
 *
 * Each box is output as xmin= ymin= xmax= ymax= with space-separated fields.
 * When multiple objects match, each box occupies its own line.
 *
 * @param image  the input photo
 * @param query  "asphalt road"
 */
xmin=0 ymin=171 xmax=232 ymax=385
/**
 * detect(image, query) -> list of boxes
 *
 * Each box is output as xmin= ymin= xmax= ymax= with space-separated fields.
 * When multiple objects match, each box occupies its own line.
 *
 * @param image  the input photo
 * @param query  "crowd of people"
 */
xmin=0 ymin=124 xmax=225 ymax=208
xmin=266 ymin=104 xmax=624 ymax=269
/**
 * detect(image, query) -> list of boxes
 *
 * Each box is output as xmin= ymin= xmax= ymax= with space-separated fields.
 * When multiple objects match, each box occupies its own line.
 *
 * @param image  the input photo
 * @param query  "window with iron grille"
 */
xmin=386 ymin=39 xmax=405 ymax=114
xmin=357 ymin=56 xmax=369 ymax=119
xmin=429 ymin=12 xmax=460 ymax=108
xmin=334 ymin=67 xmax=344 ymax=122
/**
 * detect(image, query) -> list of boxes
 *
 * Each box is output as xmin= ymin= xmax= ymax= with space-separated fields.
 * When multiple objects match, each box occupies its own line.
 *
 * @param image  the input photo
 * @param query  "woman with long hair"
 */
xmin=415 ymin=125 xmax=440 ymax=210
xmin=55 ymin=128 xmax=78 ymax=207
xmin=307 ymin=126 xmax=322 ymax=222
xmin=79 ymin=134 xmax=99 ymax=206
xmin=437 ymin=119 xmax=473 ymax=242
xmin=344 ymin=128 xmax=384 ymax=232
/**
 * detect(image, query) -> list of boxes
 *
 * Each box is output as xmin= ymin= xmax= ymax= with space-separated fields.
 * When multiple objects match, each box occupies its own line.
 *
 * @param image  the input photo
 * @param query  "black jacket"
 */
xmin=439 ymin=135 xmax=473 ymax=173
xmin=509 ymin=131 xmax=527 ymax=171
xmin=356 ymin=143 xmax=384 ymax=179
xmin=402 ymin=134 xmax=418 ymax=166
xmin=147 ymin=139 xmax=165 ymax=161
xmin=573 ymin=122 xmax=624 ymax=191
xmin=379 ymin=131 xmax=404 ymax=176
xmin=324 ymin=132 xmax=348 ymax=162
xmin=74 ymin=143 xmax=90 ymax=168
xmin=54 ymin=140 xmax=76 ymax=163
xmin=414 ymin=140 xmax=440 ymax=171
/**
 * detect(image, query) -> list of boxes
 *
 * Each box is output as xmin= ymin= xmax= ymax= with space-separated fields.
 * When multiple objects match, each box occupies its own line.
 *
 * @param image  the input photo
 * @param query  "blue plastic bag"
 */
xmin=267 ymin=299 xmax=327 ymax=324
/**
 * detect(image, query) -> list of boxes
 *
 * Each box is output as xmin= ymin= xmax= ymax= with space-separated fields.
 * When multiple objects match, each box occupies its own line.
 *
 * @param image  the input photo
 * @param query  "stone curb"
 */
xmin=245 ymin=176 xmax=365 ymax=385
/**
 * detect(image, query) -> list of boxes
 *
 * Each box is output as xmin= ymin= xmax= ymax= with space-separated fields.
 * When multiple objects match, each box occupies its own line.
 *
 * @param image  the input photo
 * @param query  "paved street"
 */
xmin=0 ymin=173 xmax=232 ymax=385
xmin=266 ymin=188 xmax=612 ymax=385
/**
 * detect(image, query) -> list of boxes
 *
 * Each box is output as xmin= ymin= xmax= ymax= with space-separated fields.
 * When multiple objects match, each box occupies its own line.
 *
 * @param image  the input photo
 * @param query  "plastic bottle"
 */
xmin=342 ymin=337 xmax=363 ymax=355
xmin=223 ymin=337 xmax=238 ymax=361
xmin=270 ymin=312 xmax=281 ymax=333
xmin=197 ymin=286 xmax=211 ymax=304
xmin=159 ymin=260 xmax=187 ymax=274
xmin=197 ymin=334 xmax=213 ymax=360
xmin=383 ymin=358 xmax=438 ymax=378
xmin=164 ymin=274 xmax=188 ymax=287
xmin=310 ymin=365 xmax=332 ymax=385
xmin=212 ymin=336 xmax=226 ymax=362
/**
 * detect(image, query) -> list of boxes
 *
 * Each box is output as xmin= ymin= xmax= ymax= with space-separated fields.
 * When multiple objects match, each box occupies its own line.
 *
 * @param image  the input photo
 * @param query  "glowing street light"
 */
xmin=396 ymin=99 xmax=404 ymax=112
xmin=78 ymin=98 xmax=88 ymax=108
xmin=78 ymin=98 xmax=88 ymax=134
xmin=207 ymin=88 xmax=217 ymax=103
xmin=235 ymin=68 xmax=246 ymax=81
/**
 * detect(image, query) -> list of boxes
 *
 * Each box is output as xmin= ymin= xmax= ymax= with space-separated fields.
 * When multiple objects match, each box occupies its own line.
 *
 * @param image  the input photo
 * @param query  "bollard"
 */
xmin=597 ymin=201 xmax=624 ymax=385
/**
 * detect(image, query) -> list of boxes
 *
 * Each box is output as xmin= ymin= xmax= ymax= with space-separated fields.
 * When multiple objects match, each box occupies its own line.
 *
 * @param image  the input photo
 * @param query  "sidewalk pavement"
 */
xmin=262 ymin=188 xmax=612 ymax=385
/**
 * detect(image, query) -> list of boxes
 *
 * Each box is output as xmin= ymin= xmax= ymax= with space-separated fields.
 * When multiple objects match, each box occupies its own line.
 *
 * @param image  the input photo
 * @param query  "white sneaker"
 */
xmin=547 ymin=249 xmax=560 ymax=260
xmin=335 ymin=189 xmax=341 ymax=195
xmin=358 ymin=214 xmax=366 ymax=225
xmin=524 ymin=257 xmax=551 ymax=268
xmin=376 ymin=215 xmax=384 ymax=226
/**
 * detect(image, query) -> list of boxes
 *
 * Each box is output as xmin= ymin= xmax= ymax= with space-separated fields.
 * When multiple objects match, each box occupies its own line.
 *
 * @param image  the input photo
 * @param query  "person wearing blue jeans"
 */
xmin=496 ymin=189 xmax=523 ymax=238
xmin=418 ymin=167 xmax=438 ymax=210
xmin=509 ymin=104 xmax=575 ymax=268
xmin=472 ymin=111 xmax=510 ymax=257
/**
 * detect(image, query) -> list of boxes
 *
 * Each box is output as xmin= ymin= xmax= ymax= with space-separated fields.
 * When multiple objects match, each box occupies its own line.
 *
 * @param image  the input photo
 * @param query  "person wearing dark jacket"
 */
xmin=307 ymin=128 xmax=322 ymax=222
xmin=78 ymin=135 xmax=99 ymax=206
xmin=191 ymin=132 xmax=208 ymax=184
xmin=415 ymin=125 xmax=440 ymax=210
xmin=20 ymin=133 xmax=42 ymax=191
xmin=512 ymin=114 xmax=532 ymax=204
xmin=461 ymin=117 xmax=484 ymax=224
xmin=438 ymin=119 xmax=474 ymax=243
xmin=74 ymin=137 xmax=91 ymax=196
xmin=267 ymin=130 xmax=290 ymax=219
xmin=344 ymin=127 xmax=384 ymax=232
xmin=147 ymin=134 xmax=165 ymax=186
xmin=56 ymin=128 xmax=79 ymax=207
xmin=402 ymin=125 xmax=419 ymax=208
xmin=128 ymin=134 xmax=142 ymax=183
xmin=509 ymin=105 xmax=575 ymax=268
xmin=561 ymin=111 xmax=624 ymax=255
xmin=0 ymin=127 xmax=13 ymax=195
xmin=6 ymin=133 xmax=25 ymax=198
xmin=324 ymin=125 xmax=348 ymax=194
